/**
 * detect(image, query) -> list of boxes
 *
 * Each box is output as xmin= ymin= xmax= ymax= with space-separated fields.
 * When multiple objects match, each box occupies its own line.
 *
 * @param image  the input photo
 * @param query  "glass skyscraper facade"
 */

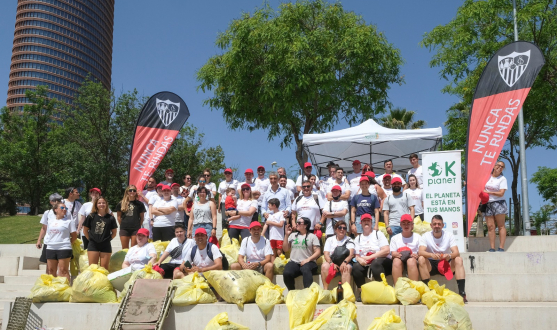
xmin=7 ymin=0 xmax=114 ymax=109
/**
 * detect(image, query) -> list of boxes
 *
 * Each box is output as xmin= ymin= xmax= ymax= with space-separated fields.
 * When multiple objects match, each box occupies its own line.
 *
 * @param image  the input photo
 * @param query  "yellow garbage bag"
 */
xmin=70 ymin=264 xmax=117 ymax=303
xmin=285 ymin=282 xmax=320 ymax=329
xmin=378 ymin=222 xmax=390 ymax=242
xmin=219 ymin=229 xmax=232 ymax=247
xmin=151 ymin=240 xmax=171 ymax=263
xmin=205 ymin=270 xmax=269 ymax=308
xmin=317 ymin=283 xmax=335 ymax=304
xmin=172 ymin=273 xmax=217 ymax=306
xmin=315 ymin=255 xmax=324 ymax=267
xmin=422 ymin=280 xmax=464 ymax=309
xmin=330 ymin=281 xmax=356 ymax=303
xmin=108 ymin=249 xmax=128 ymax=273
xmin=367 ymin=309 xmax=407 ymax=330
xmin=424 ymin=298 xmax=473 ymax=329
xmin=273 ymin=254 xmax=288 ymax=274
xmin=220 ymin=238 xmax=241 ymax=268
xmin=361 ymin=273 xmax=398 ymax=304
xmin=29 ymin=274 xmax=72 ymax=302
xmin=70 ymin=239 xmax=83 ymax=276
xmin=119 ymin=263 xmax=163 ymax=300
xmin=293 ymin=300 xmax=357 ymax=330
xmin=204 ymin=312 xmax=250 ymax=330
xmin=255 ymin=281 xmax=284 ymax=315
xmin=413 ymin=216 xmax=432 ymax=236
xmin=394 ymin=277 xmax=421 ymax=305
xmin=78 ymin=250 xmax=89 ymax=272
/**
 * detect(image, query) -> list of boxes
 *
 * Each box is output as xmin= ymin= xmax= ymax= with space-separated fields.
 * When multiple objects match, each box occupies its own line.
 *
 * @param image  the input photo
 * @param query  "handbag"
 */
xmin=330 ymin=239 xmax=352 ymax=266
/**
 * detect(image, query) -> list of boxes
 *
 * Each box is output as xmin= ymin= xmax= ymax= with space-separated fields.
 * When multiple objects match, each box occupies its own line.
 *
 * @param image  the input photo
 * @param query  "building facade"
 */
xmin=7 ymin=0 xmax=115 ymax=109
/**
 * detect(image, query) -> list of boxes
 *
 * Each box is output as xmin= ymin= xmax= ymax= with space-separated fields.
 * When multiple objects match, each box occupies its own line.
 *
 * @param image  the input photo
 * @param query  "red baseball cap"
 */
xmin=137 ymin=228 xmax=149 ymax=237
xmin=360 ymin=213 xmax=372 ymax=221
xmin=156 ymin=183 xmax=164 ymax=188
xmin=479 ymin=192 xmax=489 ymax=204
xmin=383 ymin=173 xmax=392 ymax=179
xmin=438 ymin=259 xmax=454 ymax=280
xmin=391 ymin=177 xmax=402 ymax=184
xmin=165 ymin=168 xmax=174 ymax=174
xmin=352 ymin=160 xmax=361 ymax=165
xmin=89 ymin=187 xmax=101 ymax=195
xmin=257 ymin=165 xmax=265 ymax=170
xmin=331 ymin=185 xmax=342 ymax=191
xmin=171 ymin=183 xmax=180 ymax=188
xmin=161 ymin=185 xmax=171 ymax=191
xmin=304 ymin=162 xmax=312 ymax=168
xmin=245 ymin=169 xmax=254 ymax=174
xmin=364 ymin=171 xmax=376 ymax=178
xmin=400 ymin=214 xmax=413 ymax=223
xmin=359 ymin=176 xmax=370 ymax=183
xmin=241 ymin=183 xmax=251 ymax=190
xmin=249 ymin=221 xmax=262 ymax=229
xmin=195 ymin=228 xmax=207 ymax=236
xmin=224 ymin=168 xmax=232 ymax=174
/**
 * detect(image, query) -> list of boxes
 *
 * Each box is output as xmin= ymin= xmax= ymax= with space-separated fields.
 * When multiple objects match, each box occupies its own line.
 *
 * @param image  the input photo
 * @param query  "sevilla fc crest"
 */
xmin=498 ymin=50 xmax=530 ymax=87
xmin=156 ymin=98 xmax=180 ymax=126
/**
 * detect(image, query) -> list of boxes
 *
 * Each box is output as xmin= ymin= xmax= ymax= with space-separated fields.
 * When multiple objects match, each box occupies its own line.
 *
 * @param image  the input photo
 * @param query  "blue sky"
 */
xmin=0 ymin=1 xmax=554 ymax=211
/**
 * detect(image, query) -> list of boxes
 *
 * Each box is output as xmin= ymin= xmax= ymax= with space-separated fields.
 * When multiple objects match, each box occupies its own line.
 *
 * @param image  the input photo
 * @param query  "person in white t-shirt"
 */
xmin=187 ymin=176 xmax=215 ymax=203
xmin=217 ymin=168 xmax=239 ymax=229
xmin=201 ymin=168 xmax=218 ymax=199
xmin=347 ymin=160 xmax=363 ymax=199
xmin=139 ymin=177 xmax=158 ymax=228
xmin=381 ymin=174 xmax=394 ymax=196
xmin=154 ymin=223 xmax=194 ymax=279
xmin=296 ymin=162 xmax=315 ymax=193
xmin=319 ymin=185 xmax=349 ymax=238
xmin=277 ymin=167 xmax=297 ymax=197
xmin=377 ymin=159 xmax=406 ymax=187
xmin=64 ymin=187 xmax=82 ymax=230
xmin=151 ymin=185 xmax=179 ymax=241
xmin=351 ymin=214 xmax=391 ymax=301
xmin=390 ymin=214 xmax=421 ymax=284
xmin=291 ymin=180 xmax=325 ymax=231
xmin=255 ymin=165 xmax=270 ymax=214
xmin=321 ymin=220 xmax=354 ymax=288
xmin=484 ymin=161 xmax=508 ymax=252
xmin=123 ymin=228 xmax=157 ymax=271
xmin=232 ymin=222 xmax=274 ymax=281
xmin=325 ymin=167 xmax=351 ymax=201
xmin=180 ymin=228 xmax=223 ymax=275
xmin=418 ymin=215 xmax=467 ymax=302
xmin=407 ymin=153 xmax=423 ymax=187
xmin=262 ymin=198 xmax=286 ymax=259
xmin=406 ymin=174 xmax=424 ymax=220
xmin=44 ymin=201 xmax=77 ymax=281
xmin=37 ymin=193 xmax=65 ymax=272
xmin=309 ymin=175 xmax=326 ymax=201
xmin=171 ymin=183 xmax=186 ymax=223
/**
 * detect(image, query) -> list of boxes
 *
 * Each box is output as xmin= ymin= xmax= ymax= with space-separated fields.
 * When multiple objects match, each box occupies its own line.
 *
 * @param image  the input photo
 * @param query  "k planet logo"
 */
xmin=498 ymin=50 xmax=530 ymax=87
xmin=156 ymin=98 xmax=181 ymax=126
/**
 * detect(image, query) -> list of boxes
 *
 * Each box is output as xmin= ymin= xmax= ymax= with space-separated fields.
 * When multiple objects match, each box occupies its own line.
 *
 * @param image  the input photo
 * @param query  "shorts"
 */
xmin=428 ymin=258 xmax=453 ymax=276
xmin=270 ymin=239 xmax=283 ymax=250
xmin=159 ymin=263 xmax=182 ymax=279
xmin=119 ymin=229 xmax=139 ymax=237
xmin=485 ymin=200 xmax=507 ymax=216
xmin=193 ymin=223 xmax=213 ymax=235
xmin=40 ymin=244 xmax=48 ymax=263
xmin=225 ymin=207 xmax=237 ymax=211
xmin=46 ymin=249 xmax=73 ymax=260
xmin=87 ymin=240 xmax=112 ymax=253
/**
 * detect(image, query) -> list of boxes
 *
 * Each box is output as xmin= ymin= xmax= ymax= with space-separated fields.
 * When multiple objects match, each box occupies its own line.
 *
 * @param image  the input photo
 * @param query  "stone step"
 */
xmin=0 ymin=257 xmax=19 ymax=276
xmin=1 ymin=276 xmax=39 ymax=285
xmin=467 ymin=236 xmax=557 ymax=252
xmin=38 ymin=264 xmax=46 ymax=271
xmin=17 ymin=270 xmax=44 ymax=277
xmin=0 ymin=284 xmax=33 ymax=292
xmin=0 ymin=245 xmax=41 ymax=258
xmin=0 ymin=291 xmax=29 ymax=299
xmin=2 ymin=301 xmax=555 ymax=330
xmin=461 ymin=251 xmax=557 ymax=274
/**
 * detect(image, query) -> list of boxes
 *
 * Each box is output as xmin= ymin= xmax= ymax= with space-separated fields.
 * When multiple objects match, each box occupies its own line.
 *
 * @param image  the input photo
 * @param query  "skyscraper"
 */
xmin=7 ymin=0 xmax=115 ymax=109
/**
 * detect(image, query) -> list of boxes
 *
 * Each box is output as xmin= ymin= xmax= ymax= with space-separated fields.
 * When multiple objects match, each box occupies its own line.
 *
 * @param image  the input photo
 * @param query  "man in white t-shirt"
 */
xmin=160 ymin=168 xmax=175 ymax=186
xmin=171 ymin=183 xmax=185 ymax=223
xmin=296 ymin=162 xmax=314 ymax=193
xmin=382 ymin=174 xmax=393 ymax=196
xmin=325 ymin=167 xmax=351 ymax=201
xmin=277 ymin=167 xmax=297 ymax=197
xmin=407 ymin=153 xmax=423 ymax=187
xmin=320 ymin=185 xmax=349 ymax=238
xmin=291 ymin=181 xmax=325 ymax=231
xmin=140 ymin=177 xmax=158 ymax=228
xmin=254 ymin=165 xmax=271 ymax=216
xmin=181 ymin=228 xmax=222 ymax=275
xmin=218 ymin=168 xmax=239 ymax=229
xmin=232 ymin=222 xmax=274 ymax=280
xmin=418 ymin=215 xmax=467 ymax=302
xmin=64 ymin=187 xmax=82 ymax=230
xmin=377 ymin=159 xmax=406 ymax=187
xmin=390 ymin=214 xmax=421 ymax=284
xmin=347 ymin=160 xmax=362 ymax=199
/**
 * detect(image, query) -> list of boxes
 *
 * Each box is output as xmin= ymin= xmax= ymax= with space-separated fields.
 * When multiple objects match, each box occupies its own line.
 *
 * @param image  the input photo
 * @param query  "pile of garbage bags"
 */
xmin=70 ymin=264 xmax=117 ymax=303
xmin=172 ymin=272 xmax=217 ymax=306
xmin=29 ymin=274 xmax=72 ymax=302
xmin=205 ymin=270 xmax=269 ymax=308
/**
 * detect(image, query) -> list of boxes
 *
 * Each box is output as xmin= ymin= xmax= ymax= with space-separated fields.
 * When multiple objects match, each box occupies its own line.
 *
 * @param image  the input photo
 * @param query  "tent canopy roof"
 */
xmin=302 ymin=119 xmax=443 ymax=176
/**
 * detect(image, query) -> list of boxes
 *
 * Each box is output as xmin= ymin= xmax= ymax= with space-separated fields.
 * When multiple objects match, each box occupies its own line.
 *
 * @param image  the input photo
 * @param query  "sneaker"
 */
xmin=497 ymin=248 xmax=505 ymax=252
xmin=460 ymin=293 xmax=468 ymax=303
xmin=487 ymin=248 xmax=496 ymax=252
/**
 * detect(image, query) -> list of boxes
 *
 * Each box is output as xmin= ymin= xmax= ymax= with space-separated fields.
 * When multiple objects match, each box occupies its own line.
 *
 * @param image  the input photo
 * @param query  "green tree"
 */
xmin=531 ymin=166 xmax=557 ymax=209
xmin=421 ymin=0 xmax=557 ymax=232
xmin=532 ymin=204 xmax=553 ymax=234
xmin=197 ymin=0 xmax=404 ymax=168
xmin=379 ymin=107 xmax=426 ymax=129
xmin=0 ymin=86 xmax=69 ymax=214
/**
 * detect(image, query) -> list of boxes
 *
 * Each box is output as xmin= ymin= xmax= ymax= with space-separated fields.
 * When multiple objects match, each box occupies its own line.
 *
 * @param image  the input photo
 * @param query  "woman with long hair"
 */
xmin=484 ymin=161 xmax=508 ymax=252
xmin=116 ymin=185 xmax=146 ymax=248
xmin=84 ymin=196 xmax=118 ymax=270
xmin=188 ymin=186 xmax=217 ymax=239
xmin=226 ymin=183 xmax=257 ymax=241
xmin=44 ymin=202 xmax=77 ymax=281
xmin=282 ymin=217 xmax=321 ymax=290
xmin=406 ymin=174 xmax=424 ymax=220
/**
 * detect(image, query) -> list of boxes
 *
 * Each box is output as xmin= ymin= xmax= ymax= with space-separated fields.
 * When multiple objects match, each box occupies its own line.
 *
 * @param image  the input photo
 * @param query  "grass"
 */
xmin=0 ymin=215 xmax=43 ymax=244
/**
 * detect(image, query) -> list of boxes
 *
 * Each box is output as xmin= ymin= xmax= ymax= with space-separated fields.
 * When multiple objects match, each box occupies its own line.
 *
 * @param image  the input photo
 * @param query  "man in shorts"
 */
xmin=232 ymin=222 xmax=274 ymax=281
xmin=418 ymin=215 xmax=467 ymax=302
xmin=389 ymin=214 xmax=421 ymax=284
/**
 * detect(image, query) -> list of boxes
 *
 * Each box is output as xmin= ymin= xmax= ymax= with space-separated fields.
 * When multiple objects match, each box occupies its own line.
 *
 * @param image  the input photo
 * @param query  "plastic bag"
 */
xmin=422 ymin=280 xmax=464 ymax=309
xmin=330 ymin=282 xmax=356 ymax=303
xmin=378 ymin=222 xmax=390 ymax=242
xmin=285 ymin=282 xmax=320 ymax=329
xmin=204 ymin=312 xmax=249 ymax=330
xmin=273 ymin=254 xmax=288 ymax=274
xmin=315 ymin=255 xmax=324 ymax=267
xmin=424 ymin=298 xmax=473 ymax=329
xmin=367 ymin=309 xmax=407 ymax=330
xmin=361 ymin=273 xmax=398 ymax=304
xmin=220 ymin=238 xmax=240 ymax=267
xmin=151 ymin=240 xmax=171 ymax=263
xmin=108 ymin=249 xmax=128 ymax=273
xmin=78 ymin=250 xmax=89 ymax=271
xmin=204 ymin=270 xmax=269 ymax=308
xmin=70 ymin=264 xmax=117 ymax=303
xmin=29 ymin=274 xmax=72 ymax=302
xmin=119 ymin=263 xmax=163 ymax=300
xmin=317 ymin=283 xmax=335 ymax=304
xmin=394 ymin=277 xmax=421 ymax=305
xmin=70 ymin=239 xmax=83 ymax=276
xmin=172 ymin=272 xmax=217 ymax=305
xmin=293 ymin=300 xmax=357 ymax=330
xmin=219 ymin=229 xmax=233 ymax=247
xmin=413 ymin=217 xmax=432 ymax=236
xmin=255 ymin=281 xmax=284 ymax=315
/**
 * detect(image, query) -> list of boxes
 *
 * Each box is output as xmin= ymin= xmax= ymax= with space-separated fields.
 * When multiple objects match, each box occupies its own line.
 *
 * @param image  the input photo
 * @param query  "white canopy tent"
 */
xmin=302 ymin=119 xmax=443 ymax=177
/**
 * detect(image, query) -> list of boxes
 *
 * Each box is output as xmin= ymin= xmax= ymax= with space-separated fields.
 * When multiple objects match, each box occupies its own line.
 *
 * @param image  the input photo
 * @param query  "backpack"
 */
xmin=190 ymin=242 xmax=229 ymax=270
xmin=295 ymin=194 xmax=323 ymax=216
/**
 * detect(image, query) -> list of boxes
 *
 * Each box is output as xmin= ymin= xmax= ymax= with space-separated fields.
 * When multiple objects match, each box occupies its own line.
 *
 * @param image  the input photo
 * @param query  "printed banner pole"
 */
xmin=465 ymin=41 xmax=544 ymax=235
xmin=128 ymin=92 xmax=190 ymax=190
xmin=422 ymin=150 xmax=465 ymax=252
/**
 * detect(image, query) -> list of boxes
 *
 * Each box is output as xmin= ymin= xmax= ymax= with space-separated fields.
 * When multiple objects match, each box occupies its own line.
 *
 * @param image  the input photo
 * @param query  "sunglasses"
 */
xmin=185 ymin=177 xmax=191 ymax=180
xmin=302 ymin=185 xmax=311 ymax=188
xmin=204 ymin=174 xmax=211 ymax=177
xmin=242 ymin=188 xmax=251 ymax=191
xmin=199 ymin=181 xmax=206 ymax=183
xmin=337 ymin=226 xmax=347 ymax=230
xmin=296 ymin=221 xmax=304 ymax=225
xmin=257 ymin=170 xmax=265 ymax=172
xmin=59 ymin=206 xmax=67 ymax=210
xmin=128 ymin=189 xmax=137 ymax=192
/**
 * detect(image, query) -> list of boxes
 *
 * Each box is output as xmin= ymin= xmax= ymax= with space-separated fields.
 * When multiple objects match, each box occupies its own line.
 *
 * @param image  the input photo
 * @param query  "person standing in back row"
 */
xmin=407 ymin=153 xmax=423 ymax=187
xmin=151 ymin=185 xmax=178 ymax=241
xmin=64 ymin=187 xmax=82 ymax=233
xmin=77 ymin=188 xmax=105 ymax=249
xmin=37 ymin=193 xmax=64 ymax=274
xmin=383 ymin=177 xmax=414 ymax=237
xmin=484 ymin=161 xmax=508 ymax=252
xmin=116 ymin=185 xmax=146 ymax=248
xmin=377 ymin=160 xmax=406 ymax=187
xmin=44 ymin=202 xmax=77 ymax=281
xmin=84 ymin=196 xmax=118 ymax=270
xmin=218 ymin=168 xmax=239 ymax=230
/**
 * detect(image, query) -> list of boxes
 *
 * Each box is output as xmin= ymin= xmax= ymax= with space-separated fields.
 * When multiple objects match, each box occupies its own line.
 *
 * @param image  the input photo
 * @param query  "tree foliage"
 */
xmin=379 ymin=107 xmax=426 ymax=129
xmin=197 ymin=0 xmax=404 ymax=167
xmin=422 ymin=0 xmax=557 ymax=231
xmin=531 ymin=166 xmax=557 ymax=208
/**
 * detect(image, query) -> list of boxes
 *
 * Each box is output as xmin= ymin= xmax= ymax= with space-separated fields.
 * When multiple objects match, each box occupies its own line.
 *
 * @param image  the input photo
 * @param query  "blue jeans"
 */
xmin=193 ymin=223 xmax=213 ymax=235
xmin=355 ymin=215 xmax=377 ymax=234
xmin=390 ymin=225 xmax=402 ymax=236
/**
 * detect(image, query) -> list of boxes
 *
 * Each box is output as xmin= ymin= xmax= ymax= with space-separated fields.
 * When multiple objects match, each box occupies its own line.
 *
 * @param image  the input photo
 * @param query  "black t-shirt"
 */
xmin=115 ymin=200 xmax=146 ymax=231
xmin=83 ymin=213 xmax=118 ymax=243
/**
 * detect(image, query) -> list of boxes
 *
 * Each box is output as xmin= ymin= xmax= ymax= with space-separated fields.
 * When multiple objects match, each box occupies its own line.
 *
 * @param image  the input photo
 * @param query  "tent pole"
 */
xmin=369 ymin=143 xmax=372 ymax=166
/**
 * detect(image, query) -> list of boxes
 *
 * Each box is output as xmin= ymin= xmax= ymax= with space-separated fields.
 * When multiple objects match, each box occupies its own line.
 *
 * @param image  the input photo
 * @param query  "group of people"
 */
xmin=35 ymin=153 xmax=510 ymax=304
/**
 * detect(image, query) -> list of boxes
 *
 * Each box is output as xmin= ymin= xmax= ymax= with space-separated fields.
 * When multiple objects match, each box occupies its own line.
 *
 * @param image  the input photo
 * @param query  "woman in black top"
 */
xmin=116 ymin=185 xmax=146 ymax=249
xmin=83 ymin=197 xmax=118 ymax=270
